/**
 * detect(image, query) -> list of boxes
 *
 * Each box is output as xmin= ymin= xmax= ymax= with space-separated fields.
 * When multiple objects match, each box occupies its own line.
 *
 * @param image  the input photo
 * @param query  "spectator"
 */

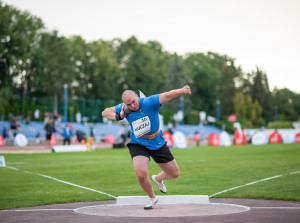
xmin=92 ymin=115 xmax=98 ymax=124
xmin=44 ymin=119 xmax=55 ymax=149
xmin=34 ymin=109 xmax=40 ymax=121
xmin=76 ymin=130 xmax=86 ymax=143
xmin=24 ymin=116 xmax=31 ymax=125
xmin=2 ymin=126 xmax=7 ymax=138
xmin=63 ymin=124 xmax=72 ymax=145
xmin=76 ymin=112 xmax=81 ymax=123
xmin=167 ymin=122 xmax=174 ymax=134
xmin=194 ymin=131 xmax=201 ymax=146
xmin=10 ymin=117 xmax=21 ymax=137
xmin=35 ymin=132 xmax=41 ymax=144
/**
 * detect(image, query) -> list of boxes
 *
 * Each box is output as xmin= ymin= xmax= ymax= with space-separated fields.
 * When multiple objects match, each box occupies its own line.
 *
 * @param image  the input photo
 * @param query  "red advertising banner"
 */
xmin=269 ymin=132 xmax=282 ymax=144
xmin=105 ymin=133 xmax=116 ymax=144
xmin=0 ymin=135 xmax=5 ymax=147
xmin=296 ymin=132 xmax=300 ymax=143
xmin=163 ymin=131 xmax=174 ymax=147
xmin=208 ymin=132 xmax=219 ymax=146
xmin=234 ymin=129 xmax=246 ymax=145
xmin=50 ymin=134 xmax=57 ymax=145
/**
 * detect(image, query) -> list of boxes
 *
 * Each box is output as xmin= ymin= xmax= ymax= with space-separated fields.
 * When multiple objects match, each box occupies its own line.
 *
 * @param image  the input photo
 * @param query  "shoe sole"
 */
xmin=144 ymin=200 xmax=158 ymax=210
xmin=144 ymin=206 xmax=153 ymax=210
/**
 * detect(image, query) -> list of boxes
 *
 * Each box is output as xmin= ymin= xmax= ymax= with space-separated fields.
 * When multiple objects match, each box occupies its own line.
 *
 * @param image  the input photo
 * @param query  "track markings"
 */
xmin=1 ymin=209 xmax=74 ymax=212
xmin=7 ymin=162 xmax=27 ymax=164
xmin=252 ymin=207 xmax=300 ymax=209
xmin=5 ymin=166 xmax=117 ymax=199
xmin=210 ymin=170 xmax=300 ymax=197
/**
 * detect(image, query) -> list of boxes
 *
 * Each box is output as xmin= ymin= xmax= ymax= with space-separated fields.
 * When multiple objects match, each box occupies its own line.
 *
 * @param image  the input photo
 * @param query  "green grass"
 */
xmin=0 ymin=143 xmax=300 ymax=209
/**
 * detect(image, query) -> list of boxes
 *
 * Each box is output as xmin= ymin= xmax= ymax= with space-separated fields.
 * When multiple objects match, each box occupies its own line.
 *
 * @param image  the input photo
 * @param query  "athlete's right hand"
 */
xmin=120 ymin=105 xmax=127 ymax=119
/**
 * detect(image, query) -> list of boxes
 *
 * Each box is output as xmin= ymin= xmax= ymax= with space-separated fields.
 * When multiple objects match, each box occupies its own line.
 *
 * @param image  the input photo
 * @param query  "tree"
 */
xmin=67 ymin=36 xmax=90 ymax=99
xmin=252 ymin=100 xmax=265 ymax=126
xmin=4 ymin=102 xmax=9 ymax=120
xmin=218 ymin=64 xmax=239 ymax=116
xmin=184 ymin=53 xmax=220 ymax=115
xmin=30 ymin=101 xmax=36 ymax=121
xmin=291 ymin=92 xmax=300 ymax=120
xmin=23 ymin=101 xmax=28 ymax=119
xmin=39 ymin=105 xmax=45 ymax=121
xmin=115 ymin=36 xmax=160 ymax=96
xmin=272 ymin=88 xmax=297 ymax=121
xmin=0 ymin=1 xmax=44 ymax=103
xmin=251 ymin=67 xmax=272 ymax=122
xmin=206 ymin=52 xmax=242 ymax=117
xmin=233 ymin=92 xmax=246 ymax=121
xmin=233 ymin=92 xmax=265 ymax=127
xmin=84 ymin=39 xmax=121 ymax=101
xmin=13 ymin=103 xmax=19 ymax=116
xmin=35 ymin=31 xmax=74 ymax=113
xmin=146 ymin=40 xmax=172 ymax=93
xmin=163 ymin=54 xmax=192 ymax=116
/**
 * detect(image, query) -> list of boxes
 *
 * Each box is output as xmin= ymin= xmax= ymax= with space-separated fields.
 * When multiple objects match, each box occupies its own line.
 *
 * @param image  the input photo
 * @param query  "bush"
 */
xmin=253 ymin=117 xmax=266 ymax=127
xmin=160 ymin=109 xmax=173 ymax=124
xmin=214 ymin=120 xmax=235 ymax=134
xmin=267 ymin=121 xmax=293 ymax=129
xmin=184 ymin=110 xmax=200 ymax=125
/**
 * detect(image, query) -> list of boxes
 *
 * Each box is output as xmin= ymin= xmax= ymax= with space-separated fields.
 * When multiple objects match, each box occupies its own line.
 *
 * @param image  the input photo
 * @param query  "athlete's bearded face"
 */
xmin=123 ymin=94 xmax=140 ymax=111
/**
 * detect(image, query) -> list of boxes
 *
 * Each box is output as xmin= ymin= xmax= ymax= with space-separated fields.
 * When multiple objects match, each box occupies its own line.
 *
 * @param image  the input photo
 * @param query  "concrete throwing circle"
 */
xmin=74 ymin=203 xmax=250 ymax=217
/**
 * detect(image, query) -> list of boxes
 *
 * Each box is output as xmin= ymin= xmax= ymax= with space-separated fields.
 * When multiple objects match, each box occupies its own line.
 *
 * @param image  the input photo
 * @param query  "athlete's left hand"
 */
xmin=182 ymin=85 xmax=191 ymax=95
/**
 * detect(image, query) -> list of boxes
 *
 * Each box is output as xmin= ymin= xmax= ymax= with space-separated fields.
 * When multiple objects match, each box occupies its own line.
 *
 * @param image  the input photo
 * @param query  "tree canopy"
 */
xmin=0 ymin=1 xmax=299 ymax=125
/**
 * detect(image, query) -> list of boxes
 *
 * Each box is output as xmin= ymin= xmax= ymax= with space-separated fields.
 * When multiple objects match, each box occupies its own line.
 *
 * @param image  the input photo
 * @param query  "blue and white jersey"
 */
xmin=115 ymin=94 xmax=165 ymax=150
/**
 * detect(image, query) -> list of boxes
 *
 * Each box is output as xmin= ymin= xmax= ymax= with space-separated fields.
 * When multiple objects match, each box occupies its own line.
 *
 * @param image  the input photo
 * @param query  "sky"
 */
xmin=3 ymin=0 xmax=300 ymax=92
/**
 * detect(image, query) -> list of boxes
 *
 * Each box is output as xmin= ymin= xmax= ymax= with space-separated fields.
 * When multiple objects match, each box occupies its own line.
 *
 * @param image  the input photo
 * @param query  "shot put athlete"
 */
xmin=102 ymin=85 xmax=191 ymax=209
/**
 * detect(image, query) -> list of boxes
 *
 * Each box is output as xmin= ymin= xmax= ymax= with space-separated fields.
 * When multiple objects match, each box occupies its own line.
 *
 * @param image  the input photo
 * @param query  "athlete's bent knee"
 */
xmin=169 ymin=168 xmax=180 ymax=179
xmin=173 ymin=169 xmax=180 ymax=179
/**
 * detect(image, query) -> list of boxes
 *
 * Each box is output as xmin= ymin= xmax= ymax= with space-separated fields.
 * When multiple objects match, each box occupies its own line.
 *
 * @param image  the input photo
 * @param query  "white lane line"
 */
xmin=37 ymin=174 xmax=117 ymax=199
xmin=6 ymin=166 xmax=19 ymax=171
xmin=1 ymin=209 xmax=74 ymax=212
xmin=5 ymin=166 xmax=117 ymax=199
xmin=289 ymin=171 xmax=300 ymax=175
xmin=7 ymin=162 xmax=26 ymax=164
xmin=210 ymin=170 xmax=300 ymax=198
xmin=252 ymin=207 xmax=300 ymax=209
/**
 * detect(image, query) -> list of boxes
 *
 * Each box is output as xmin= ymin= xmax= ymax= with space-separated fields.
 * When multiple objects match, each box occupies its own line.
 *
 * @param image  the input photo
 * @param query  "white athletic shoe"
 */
xmin=151 ymin=175 xmax=167 ymax=194
xmin=144 ymin=197 xmax=158 ymax=210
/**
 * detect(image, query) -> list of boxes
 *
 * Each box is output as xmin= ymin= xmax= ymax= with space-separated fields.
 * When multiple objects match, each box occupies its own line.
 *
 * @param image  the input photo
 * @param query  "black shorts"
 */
xmin=127 ymin=142 xmax=174 ymax=163
xmin=46 ymin=133 xmax=52 ymax=140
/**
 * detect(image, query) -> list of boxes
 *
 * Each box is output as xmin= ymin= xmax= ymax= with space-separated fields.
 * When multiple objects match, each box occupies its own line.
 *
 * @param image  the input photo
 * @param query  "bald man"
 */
xmin=102 ymin=85 xmax=191 ymax=209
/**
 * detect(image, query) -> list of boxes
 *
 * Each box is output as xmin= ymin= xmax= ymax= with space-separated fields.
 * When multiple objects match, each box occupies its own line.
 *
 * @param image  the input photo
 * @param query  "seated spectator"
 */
xmin=10 ymin=117 xmax=21 ymax=137
xmin=35 ymin=132 xmax=41 ymax=144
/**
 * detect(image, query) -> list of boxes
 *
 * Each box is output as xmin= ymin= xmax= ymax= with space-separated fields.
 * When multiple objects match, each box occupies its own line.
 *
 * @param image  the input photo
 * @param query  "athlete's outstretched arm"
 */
xmin=102 ymin=106 xmax=126 ymax=120
xmin=102 ymin=107 xmax=117 ymax=120
xmin=159 ymin=85 xmax=191 ymax=104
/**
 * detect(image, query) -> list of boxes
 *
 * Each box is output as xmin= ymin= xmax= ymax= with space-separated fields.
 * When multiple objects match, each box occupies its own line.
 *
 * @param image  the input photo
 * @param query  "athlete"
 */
xmin=102 ymin=85 xmax=191 ymax=209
